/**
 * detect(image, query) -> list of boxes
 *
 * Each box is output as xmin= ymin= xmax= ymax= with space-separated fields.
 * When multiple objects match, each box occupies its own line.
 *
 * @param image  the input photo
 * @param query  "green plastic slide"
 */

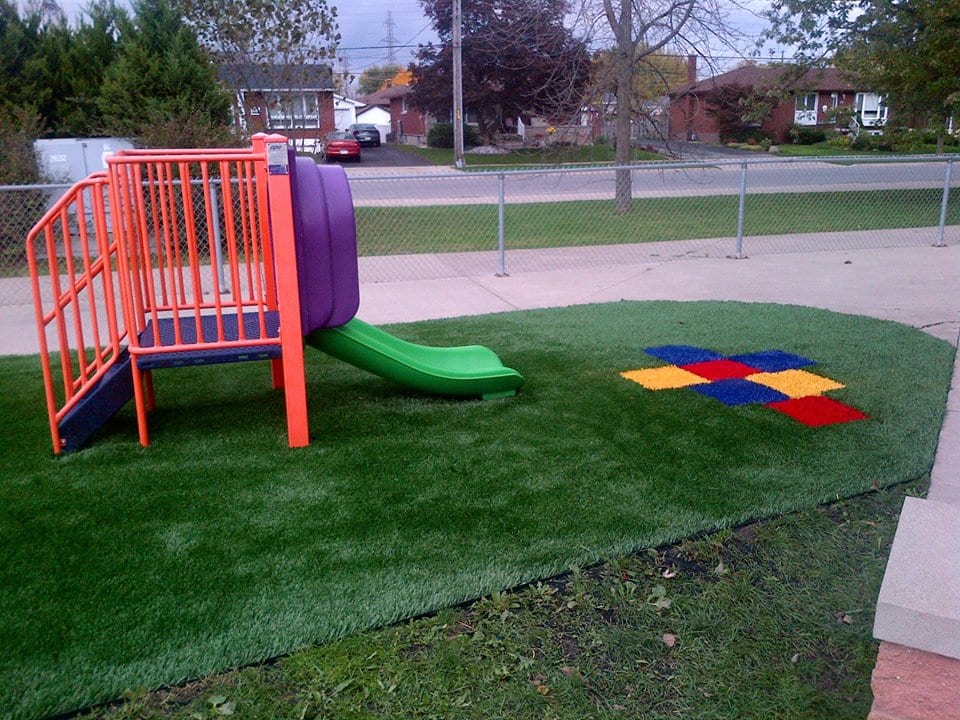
xmin=304 ymin=318 xmax=524 ymax=400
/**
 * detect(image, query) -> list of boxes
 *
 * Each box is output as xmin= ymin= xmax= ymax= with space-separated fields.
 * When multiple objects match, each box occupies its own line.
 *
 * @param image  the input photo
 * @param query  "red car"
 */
xmin=322 ymin=131 xmax=361 ymax=163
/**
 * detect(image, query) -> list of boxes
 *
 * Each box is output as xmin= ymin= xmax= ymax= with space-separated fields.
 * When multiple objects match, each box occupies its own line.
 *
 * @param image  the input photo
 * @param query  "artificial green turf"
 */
xmin=0 ymin=301 xmax=954 ymax=719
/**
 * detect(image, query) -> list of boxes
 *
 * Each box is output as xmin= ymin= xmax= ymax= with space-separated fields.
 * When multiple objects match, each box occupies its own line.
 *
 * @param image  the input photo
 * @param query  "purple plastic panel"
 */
xmin=315 ymin=165 xmax=360 ymax=328
xmin=291 ymin=155 xmax=335 ymax=332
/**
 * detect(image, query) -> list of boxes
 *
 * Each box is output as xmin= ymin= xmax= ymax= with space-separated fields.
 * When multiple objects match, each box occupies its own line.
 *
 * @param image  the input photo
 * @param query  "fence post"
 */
xmin=209 ymin=181 xmax=228 ymax=290
xmin=937 ymin=158 xmax=953 ymax=248
xmin=497 ymin=172 xmax=507 ymax=275
xmin=734 ymin=162 xmax=748 ymax=259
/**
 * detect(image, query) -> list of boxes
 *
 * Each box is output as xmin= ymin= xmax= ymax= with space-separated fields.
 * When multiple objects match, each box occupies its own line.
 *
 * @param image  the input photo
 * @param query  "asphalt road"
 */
xmin=344 ymin=156 xmax=952 ymax=207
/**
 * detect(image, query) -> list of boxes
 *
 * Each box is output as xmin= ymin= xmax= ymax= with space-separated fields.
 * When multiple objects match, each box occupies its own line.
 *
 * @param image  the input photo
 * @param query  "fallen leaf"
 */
xmin=662 ymin=568 xmax=678 ymax=579
xmin=536 ymin=684 xmax=551 ymax=696
xmin=662 ymin=633 xmax=677 ymax=648
xmin=560 ymin=666 xmax=577 ymax=678
xmin=791 ymin=653 xmax=800 ymax=664
xmin=714 ymin=560 xmax=729 ymax=575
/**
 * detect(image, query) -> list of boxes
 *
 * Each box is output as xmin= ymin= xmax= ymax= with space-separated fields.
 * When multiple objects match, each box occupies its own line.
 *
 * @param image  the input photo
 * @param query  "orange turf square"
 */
xmin=681 ymin=359 xmax=759 ymax=381
xmin=767 ymin=396 xmax=869 ymax=427
xmin=620 ymin=366 xmax=710 ymax=390
xmin=747 ymin=369 xmax=845 ymax=398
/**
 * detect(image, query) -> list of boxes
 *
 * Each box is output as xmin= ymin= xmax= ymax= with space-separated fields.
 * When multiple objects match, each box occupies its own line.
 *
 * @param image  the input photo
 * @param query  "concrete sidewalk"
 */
xmin=3 ymin=243 xmax=959 ymax=717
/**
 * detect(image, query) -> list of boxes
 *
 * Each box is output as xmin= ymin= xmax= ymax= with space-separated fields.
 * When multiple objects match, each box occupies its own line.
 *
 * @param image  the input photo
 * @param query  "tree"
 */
xmin=182 ymin=0 xmax=339 ymax=68
xmin=0 ymin=107 xmax=47 ymax=266
xmin=589 ymin=47 xmax=689 ymax=137
xmin=593 ymin=0 xmax=747 ymax=211
xmin=410 ymin=0 xmax=592 ymax=141
xmin=358 ymin=64 xmax=402 ymax=95
xmin=22 ymin=0 xmax=126 ymax=136
xmin=98 ymin=0 xmax=232 ymax=146
xmin=0 ymin=0 xmax=42 ymax=114
xmin=764 ymin=0 xmax=960 ymax=152
xmin=182 ymin=0 xmax=340 ymax=144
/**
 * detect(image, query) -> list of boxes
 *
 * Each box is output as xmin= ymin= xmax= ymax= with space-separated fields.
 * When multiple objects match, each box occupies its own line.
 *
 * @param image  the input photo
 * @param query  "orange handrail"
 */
xmin=28 ymin=135 xmax=311 ymax=453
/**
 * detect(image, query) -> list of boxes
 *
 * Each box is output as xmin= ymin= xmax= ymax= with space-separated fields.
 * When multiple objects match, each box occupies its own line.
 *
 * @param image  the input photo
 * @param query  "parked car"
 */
xmin=349 ymin=123 xmax=382 ymax=147
xmin=322 ymin=131 xmax=361 ymax=163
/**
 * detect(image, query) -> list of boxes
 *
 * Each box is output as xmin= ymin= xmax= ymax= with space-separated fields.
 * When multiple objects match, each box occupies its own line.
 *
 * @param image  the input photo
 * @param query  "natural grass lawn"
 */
xmin=775 ymin=143 xmax=960 ymax=157
xmin=1 ymin=301 xmax=954 ymax=719
xmin=354 ymin=188 xmax=959 ymax=255
xmin=83 ymin=477 xmax=919 ymax=720
xmin=392 ymin=144 xmax=662 ymax=167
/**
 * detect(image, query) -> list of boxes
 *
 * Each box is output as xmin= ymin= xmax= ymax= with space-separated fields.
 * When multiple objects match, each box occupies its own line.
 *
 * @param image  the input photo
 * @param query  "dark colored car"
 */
xmin=349 ymin=123 xmax=382 ymax=147
xmin=322 ymin=131 xmax=361 ymax=163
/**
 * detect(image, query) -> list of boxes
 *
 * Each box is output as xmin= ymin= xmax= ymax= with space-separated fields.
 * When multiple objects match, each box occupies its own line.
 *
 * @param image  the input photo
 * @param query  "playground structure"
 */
xmin=26 ymin=134 xmax=523 ymax=454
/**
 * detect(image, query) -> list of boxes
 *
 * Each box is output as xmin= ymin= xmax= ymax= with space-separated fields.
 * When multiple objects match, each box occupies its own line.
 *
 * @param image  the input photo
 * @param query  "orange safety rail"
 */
xmin=26 ymin=135 xmax=309 ymax=454
xmin=105 ymin=135 xmax=308 ymax=448
xmin=106 ymin=148 xmax=278 ymax=351
xmin=26 ymin=173 xmax=126 ymax=454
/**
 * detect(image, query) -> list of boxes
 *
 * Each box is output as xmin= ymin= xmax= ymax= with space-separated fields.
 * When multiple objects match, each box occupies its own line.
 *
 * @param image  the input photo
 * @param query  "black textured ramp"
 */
xmin=59 ymin=351 xmax=135 ymax=453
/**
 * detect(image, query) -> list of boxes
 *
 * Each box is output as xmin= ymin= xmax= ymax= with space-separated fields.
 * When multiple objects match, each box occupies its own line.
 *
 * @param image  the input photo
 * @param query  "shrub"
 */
xmin=0 ymin=107 xmax=48 ymax=269
xmin=851 ymin=132 xmax=893 ymax=152
xmin=720 ymin=128 xmax=771 ymax=145
xmin=427 ymin=123 xmax=481 ymax=148
xmin=788 ymin=125 xmax=827 ymax=145
xmin=826 ymin=132 xmax=853 ymax=150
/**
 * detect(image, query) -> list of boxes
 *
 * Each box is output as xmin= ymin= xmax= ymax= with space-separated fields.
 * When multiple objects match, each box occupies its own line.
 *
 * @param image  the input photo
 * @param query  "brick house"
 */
xmin=219 ymin=64 xmax=336 ymax=151
xmin=360 ymin=84 xmax=429 ymax=144
xmin=668 ymin=65 xmax=888 ymax=144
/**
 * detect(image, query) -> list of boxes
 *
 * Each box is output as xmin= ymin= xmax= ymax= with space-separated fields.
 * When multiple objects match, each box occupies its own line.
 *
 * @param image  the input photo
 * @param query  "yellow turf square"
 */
xmin=746 ymin=369 xmax=845 ymax=398
xmin=620 ymin=366 xmax=710 ymax=390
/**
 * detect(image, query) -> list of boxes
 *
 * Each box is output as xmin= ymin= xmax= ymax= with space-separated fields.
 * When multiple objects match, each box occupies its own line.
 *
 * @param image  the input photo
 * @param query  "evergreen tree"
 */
xmin=98 ymin=0 xmax=232 ymax=146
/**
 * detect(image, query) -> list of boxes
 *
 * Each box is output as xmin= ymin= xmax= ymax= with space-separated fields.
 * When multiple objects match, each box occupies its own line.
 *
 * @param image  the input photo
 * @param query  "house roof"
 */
xmin=670 ymin=65 xmax=857 ymax=97
xmin=356 ymin=105 xmax=390 ymax=120
xmin=334 ymin=94 xmax=365 ymax=107
xmin=359 ymin=84 xmax=413 ymax=107
xmin=218 ymin=63 xmax=334 ymax=91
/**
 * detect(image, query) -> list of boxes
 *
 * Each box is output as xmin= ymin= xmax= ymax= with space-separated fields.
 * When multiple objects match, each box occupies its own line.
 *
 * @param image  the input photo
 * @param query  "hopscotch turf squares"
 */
xmin=621 ymin=345 xmax=869 ymax=427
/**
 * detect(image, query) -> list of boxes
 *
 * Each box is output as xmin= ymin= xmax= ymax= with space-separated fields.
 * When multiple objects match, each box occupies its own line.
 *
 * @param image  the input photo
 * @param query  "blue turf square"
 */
xmin=691 ymin=378 xmax=790 ymax=406
xmin=728 ymin=349 xmax=815 ymax=372
xmin=644 ymin=345 xmax=724 ymax=365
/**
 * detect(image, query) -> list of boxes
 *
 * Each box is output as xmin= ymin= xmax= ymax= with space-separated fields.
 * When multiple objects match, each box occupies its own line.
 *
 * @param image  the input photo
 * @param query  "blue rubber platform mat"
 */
xmin=137 ymin=311 xmax=282 ymax=370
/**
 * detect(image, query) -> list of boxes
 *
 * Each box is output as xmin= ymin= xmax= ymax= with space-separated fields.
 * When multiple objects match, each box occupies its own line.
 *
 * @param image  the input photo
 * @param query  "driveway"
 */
xmin=352 ymin=144 xmax=435 ymax=168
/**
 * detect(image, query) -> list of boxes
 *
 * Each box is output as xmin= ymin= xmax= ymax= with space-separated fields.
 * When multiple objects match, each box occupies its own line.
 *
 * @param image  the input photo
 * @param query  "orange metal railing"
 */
xmin=26 ymin=172 xmax=126 ymax=453
xmin=28 ymin=135 xmax=308 ymax=454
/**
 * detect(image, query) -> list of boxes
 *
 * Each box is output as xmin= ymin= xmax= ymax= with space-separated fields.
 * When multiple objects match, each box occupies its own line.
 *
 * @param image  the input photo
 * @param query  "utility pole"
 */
xmin=452 ymin=0 xmax=464 ymax=168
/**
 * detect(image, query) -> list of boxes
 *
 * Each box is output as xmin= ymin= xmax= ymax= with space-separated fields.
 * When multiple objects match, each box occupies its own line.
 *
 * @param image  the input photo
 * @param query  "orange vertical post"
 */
xmin=254 ymin=134 xmax=310 ymax=447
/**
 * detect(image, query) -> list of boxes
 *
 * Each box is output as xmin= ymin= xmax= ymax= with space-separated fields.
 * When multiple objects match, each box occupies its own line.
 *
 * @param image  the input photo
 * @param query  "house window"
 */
xmin=855 ymin=93 xmax=888 ymax=127
xmin=401 ymin=97 xmax=408 ymax=114
xmin=265 ymin=93 xmax=319 ymax=129
xmin=794 ymin=92 xmax=818 ymax=125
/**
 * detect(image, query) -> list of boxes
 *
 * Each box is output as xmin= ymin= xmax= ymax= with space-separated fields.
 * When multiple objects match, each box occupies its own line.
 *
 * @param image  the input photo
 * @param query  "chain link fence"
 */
xmin=3 ymin=155 xmax=957 ymax=306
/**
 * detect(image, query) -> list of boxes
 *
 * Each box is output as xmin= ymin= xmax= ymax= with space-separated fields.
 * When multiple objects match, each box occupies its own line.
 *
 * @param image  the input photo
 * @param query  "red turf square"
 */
xmin=767 ymin=396 xmax=869 ymax=427
xmin=681 ymin=359 xmax=759 ymax=381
